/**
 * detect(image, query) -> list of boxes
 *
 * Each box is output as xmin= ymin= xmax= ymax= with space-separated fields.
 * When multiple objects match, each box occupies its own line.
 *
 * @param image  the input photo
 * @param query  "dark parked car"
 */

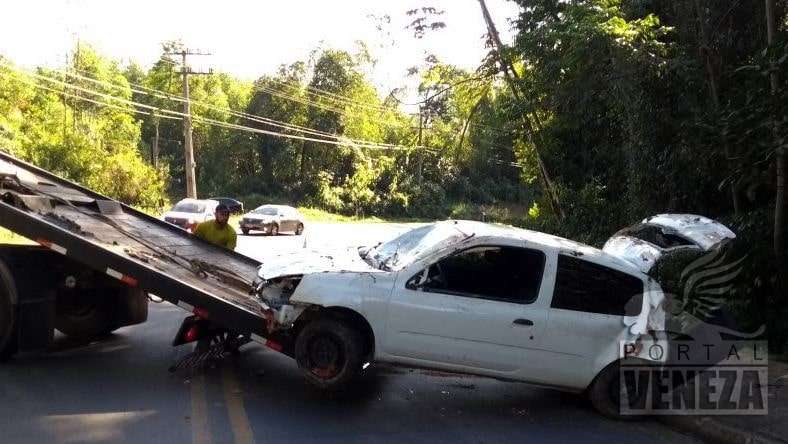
xmin=208 ymin=197 xmax=244 ymax=214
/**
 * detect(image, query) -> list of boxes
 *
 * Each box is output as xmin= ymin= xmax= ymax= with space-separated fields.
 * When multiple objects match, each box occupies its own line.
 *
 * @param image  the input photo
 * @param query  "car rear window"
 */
xmin=551 ymin=255 xmax=643 ymax=316
xmin=172 ymin=202 xmax=205 ymax=213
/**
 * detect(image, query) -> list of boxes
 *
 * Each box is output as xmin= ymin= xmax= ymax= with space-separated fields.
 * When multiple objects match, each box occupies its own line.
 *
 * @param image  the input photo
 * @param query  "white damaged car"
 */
xmin=253 ymin=220 xmax=674 ymax=417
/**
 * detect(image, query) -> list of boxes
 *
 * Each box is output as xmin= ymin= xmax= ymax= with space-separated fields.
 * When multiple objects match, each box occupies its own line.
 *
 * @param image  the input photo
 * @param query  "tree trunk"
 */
xmin=694 ymin=0 xmax=742 ymax=214
xmin=457 ymin=91 xmax=486 ymax=150
xmin=477 ymin=0 xmax=565 ymax=221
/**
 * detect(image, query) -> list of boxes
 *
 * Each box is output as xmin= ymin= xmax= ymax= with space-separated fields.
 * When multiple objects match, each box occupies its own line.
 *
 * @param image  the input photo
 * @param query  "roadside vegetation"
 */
xmin=0 ymin=0 xmax=786 ymax=351
xmin=0 ymin=228 xmax=32 ymax=245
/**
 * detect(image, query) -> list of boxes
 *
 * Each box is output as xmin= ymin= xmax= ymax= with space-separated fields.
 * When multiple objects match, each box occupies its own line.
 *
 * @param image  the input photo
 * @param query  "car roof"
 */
xmin=176 ymin=198 xmax=217 ymax=205
xmin=436 ymin=220 xmax=641 ymax=274
xmin=256 ymin=204 xmax=295 ymax=210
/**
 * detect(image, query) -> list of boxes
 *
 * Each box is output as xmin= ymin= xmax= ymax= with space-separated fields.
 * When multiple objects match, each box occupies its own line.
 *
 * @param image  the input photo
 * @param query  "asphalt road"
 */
xmin=0 ymin=223 xmax=700 ymax=444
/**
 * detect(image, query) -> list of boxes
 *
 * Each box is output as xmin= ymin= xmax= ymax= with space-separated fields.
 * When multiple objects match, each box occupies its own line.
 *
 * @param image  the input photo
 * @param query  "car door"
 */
xmin=538 ymin=254 xmax=646 ymax=388
xmin=279 ymin=208 xmax=294 ymax=232
xmin=382 ymin=241 xmax=550 ymax=378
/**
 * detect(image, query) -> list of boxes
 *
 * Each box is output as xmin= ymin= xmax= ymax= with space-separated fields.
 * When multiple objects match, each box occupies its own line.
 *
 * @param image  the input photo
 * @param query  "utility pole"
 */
xmin=165 ymin=49 xmax=212 ymax=198
xmin=150 ymin=111 xmax=160 ymax=168
xmin=417 ymin=106 xmax=424 ymax=187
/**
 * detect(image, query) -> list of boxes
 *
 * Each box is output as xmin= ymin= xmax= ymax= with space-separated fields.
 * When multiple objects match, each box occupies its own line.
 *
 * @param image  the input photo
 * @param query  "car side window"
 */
xmin=551 ymin=255 xmax=644 ymax=316
xmin=417 ymin=245 xmax=546 ymax=304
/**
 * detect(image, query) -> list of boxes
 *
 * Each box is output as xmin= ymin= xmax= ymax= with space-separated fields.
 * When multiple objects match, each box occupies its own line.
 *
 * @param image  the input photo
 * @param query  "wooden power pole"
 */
xmin=165 ymin=49 xmax=212 ymax=198
xmin=477 ymin=0 xmax=565 ymax=220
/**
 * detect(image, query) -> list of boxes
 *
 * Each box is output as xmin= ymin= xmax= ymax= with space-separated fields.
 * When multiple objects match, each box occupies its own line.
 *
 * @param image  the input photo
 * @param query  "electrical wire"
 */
xmin=1 ymin=66 xmax=428 ymax=152
xmin=58 ymin=66 xmax=420 ymax=150
xmin=3 ymin=63 xmax=523 ymax=168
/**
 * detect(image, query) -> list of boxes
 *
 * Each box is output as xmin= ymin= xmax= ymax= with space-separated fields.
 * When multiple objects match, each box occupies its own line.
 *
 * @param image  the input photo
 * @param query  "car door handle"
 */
xmin=513 ymin=318 xmax=534 ymax=326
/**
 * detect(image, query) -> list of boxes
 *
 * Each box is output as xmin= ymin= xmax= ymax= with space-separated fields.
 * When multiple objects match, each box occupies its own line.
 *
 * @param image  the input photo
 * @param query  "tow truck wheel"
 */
xmin=55 ymin=290 xmax=112 ymax=338
xmin=295 ymin=318 xmax=364 ymax=390
xmin=0 ymin=261 xmax=18 ymax=361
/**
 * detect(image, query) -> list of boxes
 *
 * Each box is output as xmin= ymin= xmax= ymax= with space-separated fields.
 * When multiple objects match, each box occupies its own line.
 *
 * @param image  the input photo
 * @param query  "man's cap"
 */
xmin=216 ymin=203 xmax=230 ymax=213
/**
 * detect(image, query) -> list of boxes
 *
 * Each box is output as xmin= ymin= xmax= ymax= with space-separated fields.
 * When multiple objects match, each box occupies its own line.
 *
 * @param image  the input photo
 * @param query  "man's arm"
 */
xmin=193 ymin=222 xmax=207 ymax=240
xmin=227 ymin=228 xmax=237 ymax=250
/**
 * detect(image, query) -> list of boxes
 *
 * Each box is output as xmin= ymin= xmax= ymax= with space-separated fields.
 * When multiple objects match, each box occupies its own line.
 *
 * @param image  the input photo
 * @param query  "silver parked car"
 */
xmin=162 ymin=198 xmax=219 ymax=232
xmin=239 ymin=204 xmax=304 ymax=236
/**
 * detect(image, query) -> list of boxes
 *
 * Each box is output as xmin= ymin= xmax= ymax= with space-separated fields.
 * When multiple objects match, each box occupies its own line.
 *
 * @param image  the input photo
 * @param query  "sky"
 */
xmin=0 ymin=0 xmax=520 ymax=96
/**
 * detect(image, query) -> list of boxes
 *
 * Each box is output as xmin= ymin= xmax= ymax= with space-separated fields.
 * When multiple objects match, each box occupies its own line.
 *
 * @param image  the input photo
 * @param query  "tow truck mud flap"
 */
xmin=17 ymin=292 xmax=55 ymax=352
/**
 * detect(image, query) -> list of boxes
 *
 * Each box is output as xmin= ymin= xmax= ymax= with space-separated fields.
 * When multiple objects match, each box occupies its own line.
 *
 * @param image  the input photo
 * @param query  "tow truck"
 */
xmin=0 ymin=150 xmax=282 ymax=365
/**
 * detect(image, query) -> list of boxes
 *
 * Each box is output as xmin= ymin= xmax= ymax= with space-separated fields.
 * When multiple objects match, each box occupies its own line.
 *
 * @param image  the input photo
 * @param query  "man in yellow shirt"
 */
xmin=193 ymin=204 xmax=237 ymax=250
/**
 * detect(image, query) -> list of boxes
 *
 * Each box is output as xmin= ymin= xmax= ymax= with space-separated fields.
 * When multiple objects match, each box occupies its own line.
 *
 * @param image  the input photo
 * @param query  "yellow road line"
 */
xmin=222 ymin=364 xmax=254 ymax=444
xmin=191 ymin=373 xmax=212 ymax=444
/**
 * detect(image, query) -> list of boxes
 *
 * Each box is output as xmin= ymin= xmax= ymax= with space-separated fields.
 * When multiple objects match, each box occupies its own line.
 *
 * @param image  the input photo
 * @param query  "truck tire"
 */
xmin=0 ymin=260 xmax=18 ymax=361
xmin=119 ymin=288 xmax=148 ymax=326
xmin=55 ymin=290 xmax=113 ymax=338
xmin=588 ymin=359 xmax=649 ymax=420
xmin=295 ymin=318 xmax=364 ymax=390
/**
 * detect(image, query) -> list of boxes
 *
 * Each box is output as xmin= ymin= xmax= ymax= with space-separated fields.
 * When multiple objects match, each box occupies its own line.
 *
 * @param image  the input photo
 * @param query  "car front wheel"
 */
xmin=295 ymin=223 xmax=304 ymax=235
xmin=295 ymin=318 xmax=364 ymax=390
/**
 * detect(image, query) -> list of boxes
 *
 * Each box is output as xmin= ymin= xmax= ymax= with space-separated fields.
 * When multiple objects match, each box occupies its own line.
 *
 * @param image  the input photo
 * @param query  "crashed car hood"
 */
xmin=257 ymin=248 xmax=381 ymax=280
xmin=603 ymin=214 xmax=735 ymax=273
xmin=642 ymin=214 xmax=735 ymax=250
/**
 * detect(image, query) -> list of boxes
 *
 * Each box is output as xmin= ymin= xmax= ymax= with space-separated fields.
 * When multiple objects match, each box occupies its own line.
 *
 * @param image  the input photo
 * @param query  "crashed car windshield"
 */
xmin=365 ymin=222 xmax=472 ymax=270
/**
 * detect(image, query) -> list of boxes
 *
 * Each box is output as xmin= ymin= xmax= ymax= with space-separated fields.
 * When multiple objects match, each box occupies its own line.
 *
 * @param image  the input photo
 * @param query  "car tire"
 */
xmin=0 ymin=261 xmax=18 ymax=362
xmin=588 ymin=359 xmax=650 ymax=420
xmin=295 ymin=318 xmax=364 ymax=390
xmin=270 ymin=224 xmax=279 ymax=236
xmin=295 ymin=223 xmax=304 ymax=235
xmin=241 ymin=228 xmax=250 ymax=235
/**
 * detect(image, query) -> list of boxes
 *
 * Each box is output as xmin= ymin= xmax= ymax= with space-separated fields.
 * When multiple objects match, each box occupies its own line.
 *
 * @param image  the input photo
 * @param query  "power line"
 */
xmin=2 ymin=64 xmax=526 ymax=171
xmin=60 ymin=66 xmax=420 ymax=150
xmin=266 ymin=77 xmax=399 ymax=114
xmin=1 ymin=65 xmax=428 ymax=152
xmin=1 ymin=72 xmax=180 ymax=122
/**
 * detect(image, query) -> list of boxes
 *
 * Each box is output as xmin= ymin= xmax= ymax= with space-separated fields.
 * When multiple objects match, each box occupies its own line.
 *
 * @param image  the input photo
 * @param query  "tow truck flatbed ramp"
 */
xmin=0 ymin=150 xmax=268 ymax=339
